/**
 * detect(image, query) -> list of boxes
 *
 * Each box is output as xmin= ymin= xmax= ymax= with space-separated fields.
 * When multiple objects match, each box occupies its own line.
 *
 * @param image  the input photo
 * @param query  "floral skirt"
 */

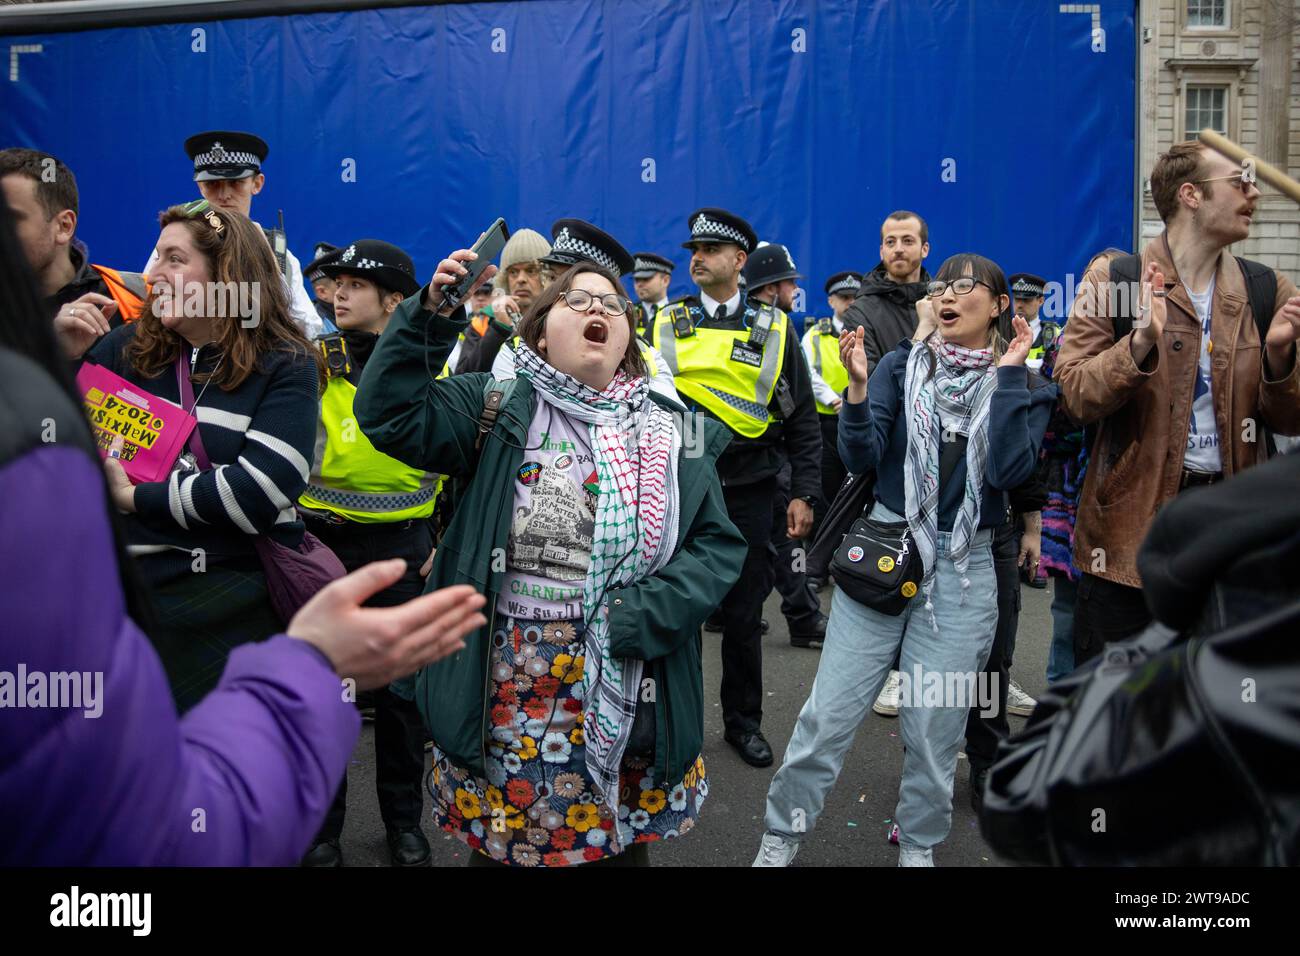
xmin=429 ymin=616 xmax=707 ymax=866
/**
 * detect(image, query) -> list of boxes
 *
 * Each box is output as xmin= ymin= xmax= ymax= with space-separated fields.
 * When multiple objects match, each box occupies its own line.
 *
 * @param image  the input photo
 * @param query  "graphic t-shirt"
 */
xmin=1184 ymin=278 xmax=1223 ymax=474
xmin=496 ymin=401 xmax=598 ymax=621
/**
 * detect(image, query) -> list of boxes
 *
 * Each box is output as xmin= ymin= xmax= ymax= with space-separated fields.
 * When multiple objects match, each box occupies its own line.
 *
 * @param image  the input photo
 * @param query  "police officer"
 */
xmin=298 ymin=239 xmax=445 ymax=868
xmin=304 ymin=241 xmax=341 ymax=330
xmin=1008 ymin=273 xmax=1057 ymax=373
xmin=742 ymin=242 xmax=827 ymax=648
xmin=145 ymin=130 xmax=324 ymax=338
xmin=806 ymin=271 xmax=861 ymax=521
xmin=652 ymin=209 xmax=821 ymax=767
xmin=631 ymin=252 xmax=675 ymax=342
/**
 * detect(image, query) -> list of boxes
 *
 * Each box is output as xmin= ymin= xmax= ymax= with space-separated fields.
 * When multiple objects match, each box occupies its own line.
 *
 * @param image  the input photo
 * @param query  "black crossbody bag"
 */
xmin=830 ymin=436 xmax=965 ymax=615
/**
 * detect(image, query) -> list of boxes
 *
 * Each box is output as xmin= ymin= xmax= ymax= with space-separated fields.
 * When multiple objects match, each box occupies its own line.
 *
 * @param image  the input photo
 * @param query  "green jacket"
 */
xmin=354 ymin=292 xmax=747 ymax=787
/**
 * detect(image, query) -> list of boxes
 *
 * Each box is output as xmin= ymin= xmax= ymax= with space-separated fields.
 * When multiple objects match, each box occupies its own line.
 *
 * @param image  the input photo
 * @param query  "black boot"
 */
xmin=789 ymin=615 xmax=828 ymax=648
xmin=387 ymin=827 xmax=432 ymax=867
xmin=725 ymin=730 xmax=774 ymax=767
xmin=302 ymin=839 xmax=342 ymax=868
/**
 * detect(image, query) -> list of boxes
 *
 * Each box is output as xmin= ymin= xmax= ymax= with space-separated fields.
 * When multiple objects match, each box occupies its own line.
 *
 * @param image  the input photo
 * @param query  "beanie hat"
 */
xmin=493 ymin=227 xmax=551 ymax=292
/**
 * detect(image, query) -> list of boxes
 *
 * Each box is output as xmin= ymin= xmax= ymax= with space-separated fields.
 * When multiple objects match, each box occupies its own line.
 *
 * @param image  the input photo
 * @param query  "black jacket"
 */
xmin=1138 ymin=451 xmax=1300 ymax=633
xmin=839 ymin=261 xmax=931 ymax=371
xmin=45 ymin=242 xmax=119 ymax=325
xmin=670 ymin=294 xmax=822 ymax=501
xmin=454 ymin=314 xmax=512 ymax=374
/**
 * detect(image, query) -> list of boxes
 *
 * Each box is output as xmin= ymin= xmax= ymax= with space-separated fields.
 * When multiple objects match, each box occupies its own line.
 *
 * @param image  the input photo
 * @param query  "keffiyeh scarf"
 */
xmin=513 ymin=344 xmax=681 ymax=841
xmin=903 ymin=334 xmax=998 ymax=626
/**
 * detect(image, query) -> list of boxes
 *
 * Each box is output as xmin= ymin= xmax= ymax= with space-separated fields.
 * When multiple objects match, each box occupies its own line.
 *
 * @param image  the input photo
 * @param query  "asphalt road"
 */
xmin=332 ymin=580 xmax=1055 ymax=868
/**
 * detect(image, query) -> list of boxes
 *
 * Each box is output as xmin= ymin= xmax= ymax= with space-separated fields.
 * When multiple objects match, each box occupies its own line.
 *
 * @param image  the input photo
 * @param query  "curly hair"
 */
xmin=127 ymin=203 xmax=323 ymax=391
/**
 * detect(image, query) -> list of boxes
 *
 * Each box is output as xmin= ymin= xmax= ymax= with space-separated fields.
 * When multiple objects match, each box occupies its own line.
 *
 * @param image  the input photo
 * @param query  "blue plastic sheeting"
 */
xmin=2 ymin=0 xmax=1135 ymax=314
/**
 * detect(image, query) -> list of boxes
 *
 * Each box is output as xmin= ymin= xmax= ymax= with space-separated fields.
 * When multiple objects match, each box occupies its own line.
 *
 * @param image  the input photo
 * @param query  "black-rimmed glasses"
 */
xmin=926 ymin=277 xmax=993 ymax=298
xmin=559 ymin=288 xmax=630 ymax=316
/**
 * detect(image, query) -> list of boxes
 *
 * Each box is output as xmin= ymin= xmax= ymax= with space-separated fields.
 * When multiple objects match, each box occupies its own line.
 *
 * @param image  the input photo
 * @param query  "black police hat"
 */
xmin=742 ymin=242 xmax=802 ymax=291
xmin=824 ymin=271 xmax=863 ymax=297
xmin=682 ymin=207 xmax=757 ymax=253
xmin=305 ymin=242 xmax=340 ymax=282
xmin=540 ymin=219 xmax=635 ymax=278
xmin=632 ymin=252 xmax=674 ymax=279
xmin=185 ymin=130 xmax=269 ymax=182
xmin=1009 ymin=273 xmax=1047 ymax=298
xmin=320 ymin=240 xmax=420 ymax=298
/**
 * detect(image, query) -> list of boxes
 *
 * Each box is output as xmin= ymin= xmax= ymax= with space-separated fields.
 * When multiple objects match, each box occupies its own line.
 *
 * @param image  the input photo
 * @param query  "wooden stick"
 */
xmin=1198 ymin=128 xmax=1300 ymax=205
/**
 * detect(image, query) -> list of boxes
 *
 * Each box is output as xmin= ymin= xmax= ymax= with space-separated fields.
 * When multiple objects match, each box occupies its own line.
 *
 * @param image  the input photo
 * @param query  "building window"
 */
xmin=1186 ymin=0 xmax=1228 ymax=29
xmin=1184 ymin=85 xmax=1227 ymax=138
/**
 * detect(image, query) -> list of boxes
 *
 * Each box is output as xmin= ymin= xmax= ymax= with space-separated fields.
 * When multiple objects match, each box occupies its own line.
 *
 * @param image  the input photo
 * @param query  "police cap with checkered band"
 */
xmin=824 ymin=271 xmax=863 ymax=298
xmin=632 ymin=252 xmax=675 ymax=279
xmin=319 ymin=239 xmax=420 ymax=298
xmin=540 ymin=218 xmax=635 ymax=278
xmin=184 ymin=130 xmax=269 ymax=182
xmin=681 ymin=207 xmax=757 ymax=254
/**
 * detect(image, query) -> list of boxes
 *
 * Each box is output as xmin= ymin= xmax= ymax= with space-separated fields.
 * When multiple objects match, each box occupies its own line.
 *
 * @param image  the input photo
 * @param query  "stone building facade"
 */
xmin=1140 ymin=0 xmax=1300 ymax=275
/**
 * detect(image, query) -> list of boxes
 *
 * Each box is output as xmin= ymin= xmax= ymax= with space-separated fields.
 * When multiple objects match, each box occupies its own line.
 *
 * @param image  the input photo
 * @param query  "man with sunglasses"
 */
xmin=1057 ymin=141 xmax=1300 ymax=666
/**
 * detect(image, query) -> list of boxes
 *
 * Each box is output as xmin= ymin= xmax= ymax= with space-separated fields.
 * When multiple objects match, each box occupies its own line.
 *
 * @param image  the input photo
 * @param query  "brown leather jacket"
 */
xmin=1056 ymin=233 xmax=1300 ymax=587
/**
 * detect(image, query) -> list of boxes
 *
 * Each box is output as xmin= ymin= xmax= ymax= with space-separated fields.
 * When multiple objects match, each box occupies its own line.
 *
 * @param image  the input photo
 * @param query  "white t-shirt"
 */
xmin=1183 ymin=277 xmax=1222 ymax=474
xmin=496 ymin=402 xmax=597 ymax=621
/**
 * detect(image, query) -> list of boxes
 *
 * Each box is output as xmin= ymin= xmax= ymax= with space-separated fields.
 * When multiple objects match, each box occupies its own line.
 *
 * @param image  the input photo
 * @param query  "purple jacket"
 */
xmin=0 ymin=445 xmax=360 ymax=865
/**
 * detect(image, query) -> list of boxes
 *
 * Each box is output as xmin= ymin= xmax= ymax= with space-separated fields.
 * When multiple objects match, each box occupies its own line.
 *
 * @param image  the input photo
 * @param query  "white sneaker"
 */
xmin=872 ymin=670 xmax=901 ymax=717
xmin=1007 ymin=679 xmax=1037 ymax=717
xmin=752 ymin=831 xmax=800 ymax=867
xmin=898 ymin=845 xmax=934 ymax=867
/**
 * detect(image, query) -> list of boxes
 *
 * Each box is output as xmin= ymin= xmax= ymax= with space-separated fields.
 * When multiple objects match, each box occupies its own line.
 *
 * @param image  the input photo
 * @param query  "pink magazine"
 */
xmin=77 ymin=363 xmax=197 ymax=484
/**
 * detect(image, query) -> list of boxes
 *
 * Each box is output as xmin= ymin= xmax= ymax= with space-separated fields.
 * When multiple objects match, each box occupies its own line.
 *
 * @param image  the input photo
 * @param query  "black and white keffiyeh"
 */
xmin=902 ymin=334 xmax=998 ymax=625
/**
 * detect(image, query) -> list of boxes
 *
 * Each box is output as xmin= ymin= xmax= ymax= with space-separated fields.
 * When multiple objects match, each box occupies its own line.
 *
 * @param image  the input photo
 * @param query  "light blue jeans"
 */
xmin=764 ymin=503 xmax=997 ymax=852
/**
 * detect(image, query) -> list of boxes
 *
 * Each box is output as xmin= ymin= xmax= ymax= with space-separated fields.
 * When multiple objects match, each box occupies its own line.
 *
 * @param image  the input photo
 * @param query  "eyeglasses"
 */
xmin=558 ymin=288 xmax=630 ymax=316
xmin=1194 ymin=167 xmax=1258 ymax=193
xmin=181 ymin=198 xmax=225 ymax=235
xmin=926 ymin=277 xmax=993 ymax=298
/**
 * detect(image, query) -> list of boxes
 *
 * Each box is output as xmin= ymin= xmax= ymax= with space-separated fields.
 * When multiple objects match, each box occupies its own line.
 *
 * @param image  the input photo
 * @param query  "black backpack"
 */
xmin=980 ymin=452 xmax=1300 ymax=866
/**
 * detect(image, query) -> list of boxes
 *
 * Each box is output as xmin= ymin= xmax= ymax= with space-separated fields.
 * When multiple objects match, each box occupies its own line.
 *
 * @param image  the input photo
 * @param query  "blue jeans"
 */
xmin=764 ymin=503 xmax=998 ymax=851
xmin=1046 ymin=575 xmax=1078 ymax=683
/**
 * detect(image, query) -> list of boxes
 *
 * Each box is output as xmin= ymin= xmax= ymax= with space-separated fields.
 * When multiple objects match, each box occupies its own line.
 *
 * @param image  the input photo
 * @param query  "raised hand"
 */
xmin=1264 ymin=294 xmax=1300 ymax=377
xmin=53 ymin=293 xmax=117 ymax=359
xmin=838 ymin=326 xmax=869 ymax=385
xmin=423 ymin=249 xmax=498 ymax=316
xmin=999 ymin=315 xmax=1034 ymax=368
xmin=1130 ymin=262 xmax=1166 ymax=363
xmin=288 ymin=561 xmax=486 ymax=691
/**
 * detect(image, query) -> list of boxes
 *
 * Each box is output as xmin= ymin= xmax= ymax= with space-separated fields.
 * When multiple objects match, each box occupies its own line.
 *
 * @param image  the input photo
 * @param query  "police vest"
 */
xmin=651 ymin=299 xmax=788 ymax=438
xmin=91 ymin=266 xmax=148 ymax=322
xmin=804 ymin=324 xmax=849 ymax=415
xmin=299 ymin=371 xmax=444 ymax=524
xmin=1026 ymin=321 xmax=1060 ymax=369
